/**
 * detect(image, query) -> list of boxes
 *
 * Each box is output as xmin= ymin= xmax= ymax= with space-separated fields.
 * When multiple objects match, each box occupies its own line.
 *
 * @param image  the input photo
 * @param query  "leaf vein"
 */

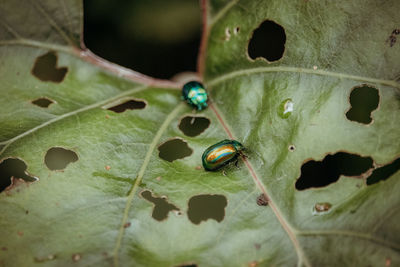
xmin=112 ymin=103 xmax=186 ymax=267
xmin=0 ymin=85 xmax=148 ymax=156
xmin=207 ymin=66 xmax=400 ymax=90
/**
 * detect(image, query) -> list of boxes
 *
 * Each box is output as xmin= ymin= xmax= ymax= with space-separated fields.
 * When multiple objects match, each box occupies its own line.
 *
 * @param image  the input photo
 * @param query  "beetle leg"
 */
xmin=235 ymin=159 xmax=240 ymax=169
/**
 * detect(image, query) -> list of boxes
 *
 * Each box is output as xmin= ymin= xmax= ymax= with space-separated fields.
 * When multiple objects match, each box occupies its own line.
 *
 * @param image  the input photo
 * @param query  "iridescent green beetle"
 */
xmin=202 ymin=139 xmax=245 ymax=171
xmin=182 ymin=81 xmax=208 ymax=110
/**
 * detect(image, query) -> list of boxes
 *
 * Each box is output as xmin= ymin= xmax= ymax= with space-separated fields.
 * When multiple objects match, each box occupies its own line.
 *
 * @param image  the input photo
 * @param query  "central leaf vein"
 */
xmin=112 ymin=102 xmax=186 ymax=267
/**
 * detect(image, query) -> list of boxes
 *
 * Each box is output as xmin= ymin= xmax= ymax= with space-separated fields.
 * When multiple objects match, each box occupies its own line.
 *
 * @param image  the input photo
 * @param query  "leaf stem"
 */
xmin=209 ymin=102 xmax=311 ymax=267
xmin=0 ymin=39 xmax=182 ymax=89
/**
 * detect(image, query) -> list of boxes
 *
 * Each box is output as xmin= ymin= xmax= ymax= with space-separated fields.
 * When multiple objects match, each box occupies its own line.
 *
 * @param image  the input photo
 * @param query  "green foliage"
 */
xmin=0 ymin=0 xmax=399 ymax=266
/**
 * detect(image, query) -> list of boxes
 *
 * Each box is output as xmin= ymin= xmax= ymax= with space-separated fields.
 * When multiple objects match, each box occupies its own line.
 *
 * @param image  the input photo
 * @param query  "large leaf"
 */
xmin=1 ymin=0 xmax=399 ymax=266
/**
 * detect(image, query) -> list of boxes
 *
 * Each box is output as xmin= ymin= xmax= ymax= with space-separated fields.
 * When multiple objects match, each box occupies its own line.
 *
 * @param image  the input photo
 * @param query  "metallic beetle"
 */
xmin=202 ymin=139 xmax=245 ymax=171
xmin=182 ymin=81 xmax=208 ymax=110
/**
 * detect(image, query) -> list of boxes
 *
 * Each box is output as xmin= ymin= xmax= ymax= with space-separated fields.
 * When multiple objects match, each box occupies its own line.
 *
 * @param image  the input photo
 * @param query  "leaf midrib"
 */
xmin=112 ymin=102 xmax=186 ymax=267
xmin=209 ymin=103 xmax=312 ymax=267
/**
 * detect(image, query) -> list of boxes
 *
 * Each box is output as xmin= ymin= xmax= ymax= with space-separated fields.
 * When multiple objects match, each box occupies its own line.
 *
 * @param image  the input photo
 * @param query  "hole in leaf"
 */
xmin=248 ymin=20 xmax=286 ymax=62
xmin=44 ymin=147 xmax=78 ymax=171
xmin=175 ymin=264 xmax=197 ymax=267
xmin=107 ymin=99 xmax=146 ymax=113
xmin=367 ymin=158 xmax=400 ymax=185
xmin=313 ymin=202 xmax=332 ymax=215
xmin=288 ymin=145 xmax=296 ymax=152
xmin=295 ymin=152 xmax=373 ymax=190
xmin=346 ymin=85 xmax=379 ymax=124
xmin=0 ymin=158 xmax=38 ymax=193
xmin=31 ymin=51 xmax=67 ymax=83
xmin=256 ymin=194 xmax=268 ymax=206
xmin=187 ymin=194 xmax=227 ymax=224
xmin=31 ymin=97 xmax=55 ymax=108
xmin=158 ymin=138 xmax=193 ymax=162
xmin=140 ymin=190 xmax=179 ymax=221
xmin=178 ymin=116 xmax=210 ymax=137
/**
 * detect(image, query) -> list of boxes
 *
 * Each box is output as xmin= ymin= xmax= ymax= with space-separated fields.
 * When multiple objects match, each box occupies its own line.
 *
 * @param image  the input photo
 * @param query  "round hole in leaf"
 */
xmin=31 ymin=51 xmax=68 ymax=83
xmin=187 ymin=194 xmax=227 ymax=224
xmin=346 ymin=85 xmax=379 ymax=124
xmin=248 ymin=20 xmax=286 ymax=62
xmin=158 ymin=138 xmax=193 ymax=162
xmin=178 ymin=116 xmax=210 ymax=137
xmin=44 ymin=147 xmax=79 ymax=171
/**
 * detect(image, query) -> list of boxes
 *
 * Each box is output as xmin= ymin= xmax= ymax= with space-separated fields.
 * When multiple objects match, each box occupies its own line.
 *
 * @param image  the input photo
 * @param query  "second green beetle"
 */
xmin=202 ymin=139 xmax=245 ymax=171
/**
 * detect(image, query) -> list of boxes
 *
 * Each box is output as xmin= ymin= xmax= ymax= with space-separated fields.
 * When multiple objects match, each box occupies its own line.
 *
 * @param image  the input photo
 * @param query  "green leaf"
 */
xmin=1 ymin=0 xmax=399 ymax=267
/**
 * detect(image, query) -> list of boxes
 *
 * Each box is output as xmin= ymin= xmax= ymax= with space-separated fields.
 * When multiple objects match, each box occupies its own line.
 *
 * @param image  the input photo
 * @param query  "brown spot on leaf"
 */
xmin=72 ymin=253 xmax=81 ymax=262
xmin=32 ymin=51 xmax=67 ymax=83
xmin=123 ymin=222 xmax=131 ymax=228
xmin=256 ymin=194 xmax=268 ymax=206
xmin=313 ymin=202 xmax=332 ymax=213
xmin=387 ymin=29 xmax=400 ymax=47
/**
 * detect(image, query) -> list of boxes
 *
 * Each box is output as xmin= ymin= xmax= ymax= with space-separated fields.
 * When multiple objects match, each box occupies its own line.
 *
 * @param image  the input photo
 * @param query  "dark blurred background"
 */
xmin=84 ymin=0 xmax=201 ymax=79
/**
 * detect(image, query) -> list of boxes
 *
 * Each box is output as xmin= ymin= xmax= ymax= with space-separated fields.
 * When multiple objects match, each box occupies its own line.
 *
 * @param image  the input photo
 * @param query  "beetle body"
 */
xmin=202 ymin=139 xmax=245 ymax=171
xmin=182 ymin=81 xmax=208 ymax=110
